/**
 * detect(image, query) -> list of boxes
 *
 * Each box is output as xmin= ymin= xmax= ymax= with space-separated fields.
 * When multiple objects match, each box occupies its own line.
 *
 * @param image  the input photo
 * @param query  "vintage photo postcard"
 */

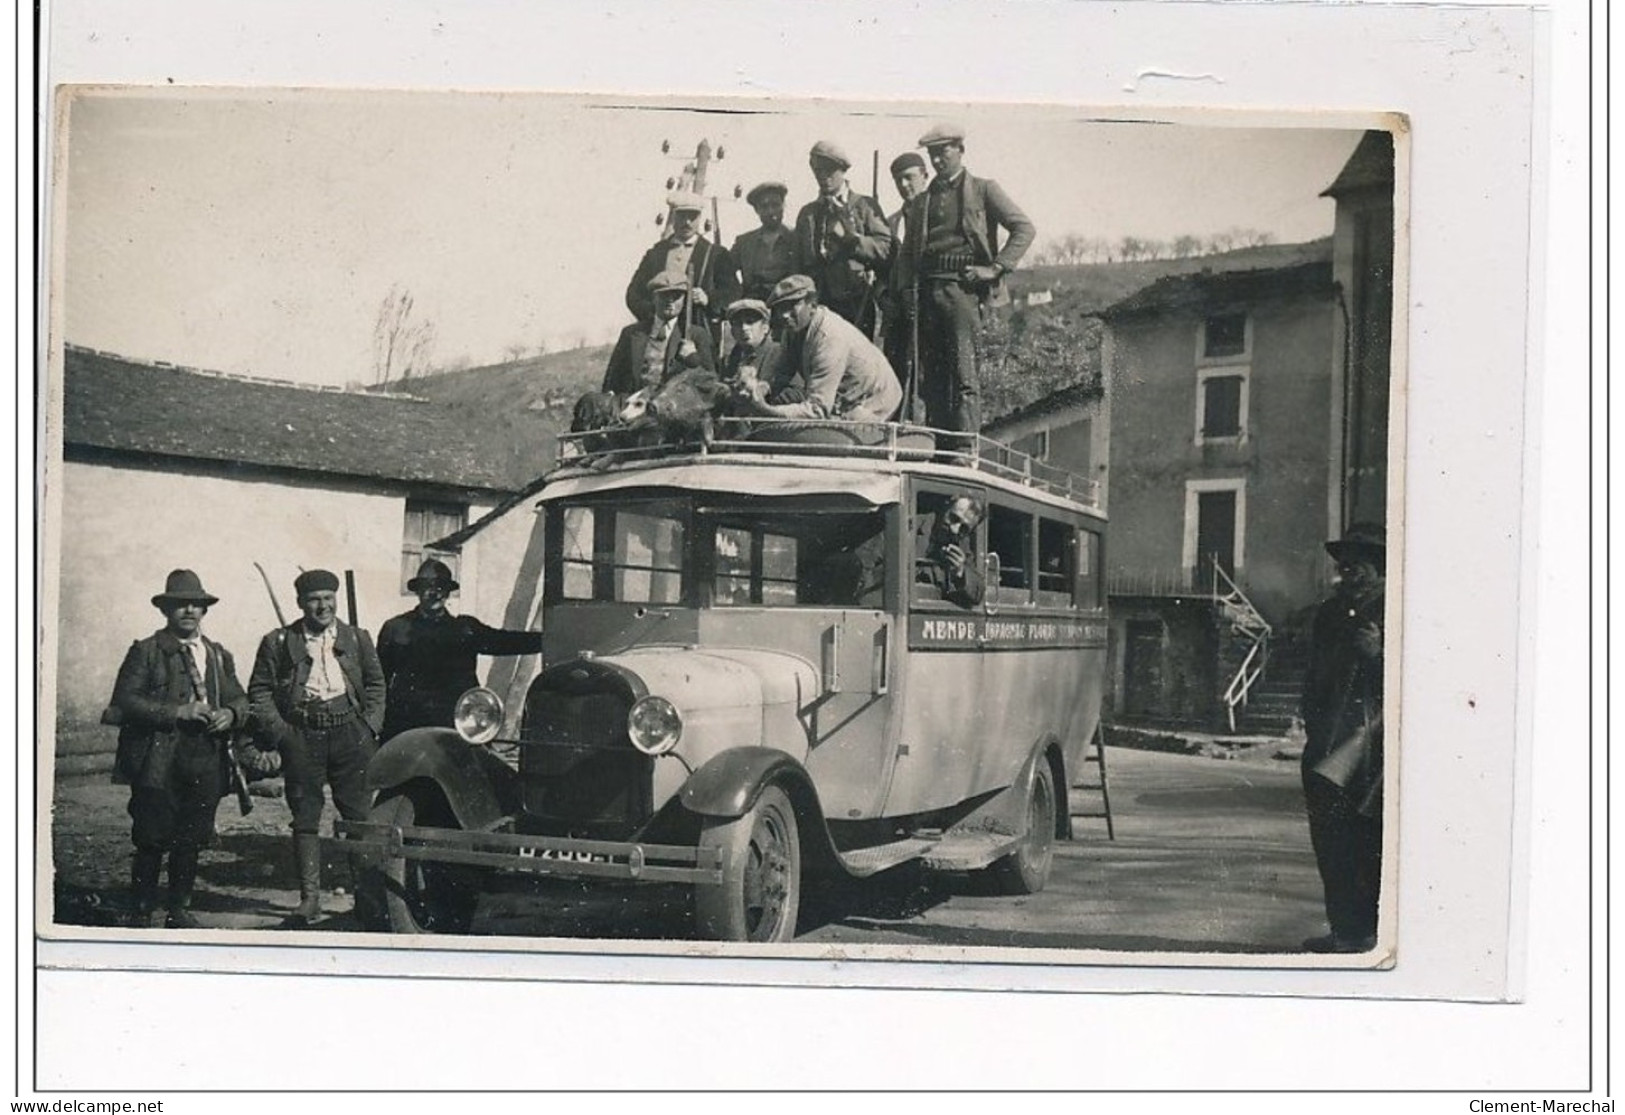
xmin=41 ymin=88 xmax=1406 ymax=975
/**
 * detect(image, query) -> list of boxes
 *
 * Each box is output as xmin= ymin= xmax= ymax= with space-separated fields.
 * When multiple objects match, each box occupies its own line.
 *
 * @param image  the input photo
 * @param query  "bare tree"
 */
xmin=372 ymin=285 xmax=437 ymax=385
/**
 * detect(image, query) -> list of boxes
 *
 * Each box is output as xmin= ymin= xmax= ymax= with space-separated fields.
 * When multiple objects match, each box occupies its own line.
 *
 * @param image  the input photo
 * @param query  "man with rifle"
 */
xmin=108 ymin=569 xmax=250 ymax=928
xmin=794 ymin=141 xmax=892 ymax=338
xmin=625 ymin=190 xmax=740 ymax=347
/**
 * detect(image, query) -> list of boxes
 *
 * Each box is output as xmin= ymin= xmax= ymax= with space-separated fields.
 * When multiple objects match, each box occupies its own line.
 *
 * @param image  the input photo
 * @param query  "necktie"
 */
xmin=180 ymin=640 xmax=208 ymax=703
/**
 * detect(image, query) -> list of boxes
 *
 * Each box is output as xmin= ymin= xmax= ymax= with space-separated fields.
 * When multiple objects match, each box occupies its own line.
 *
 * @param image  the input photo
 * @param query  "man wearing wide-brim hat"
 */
xmin=793 ymin=141 xmax=893 ymax=336
xmin=624 ymin=189 xmax=741 ymax=345
xmin=248 ymin=568 xmax=386 ymax=926
xmin=600 ymin=269 xmax=718 ymax=397
xmin=1299 ymin=522 xmax=1387 ymax=954
xmin=893 ymin=121 xmax=1036 ymax=434
xmin=108 ymin=569 xmax=250 ymax=928
xmin=732 ymin=181 xmax=798 ymax=302
xmin=376 ymin=557 xmax=544 ymax=741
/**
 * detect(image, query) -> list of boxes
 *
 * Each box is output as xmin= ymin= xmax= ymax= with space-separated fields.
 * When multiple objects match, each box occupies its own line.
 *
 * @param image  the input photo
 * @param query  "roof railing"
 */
xmin=555 ymin=417 xmax=1101 ymax=508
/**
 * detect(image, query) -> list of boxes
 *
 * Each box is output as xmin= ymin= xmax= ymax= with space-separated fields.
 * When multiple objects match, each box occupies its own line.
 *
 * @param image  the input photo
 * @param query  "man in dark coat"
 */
xmin=1299 ymin=522 xmax=1387 ymax=954
xmin=793 ymin=141 xmax=893 ymax=336
xmin=895 ymin=123 xmax=1036 ymax=433
xmin=625 ymin=190 xmax=740 ymax=346
xmin=719 ymin=298 xmax=803 ymax=410
xmin=248 ymin=568 xmax=386 ymax=926
xmin=731 ymin=181 xmax=798 ymax=301
xmin=110 ymin=569 xmax=250 ymax=928
xmin=913 ymin=495 xmax=985 ymax=608
xmin=601 ymin=270 xmax=718 ymax=397
xmin=881 ymin=151 xmax=933 ymax=415
xmin=377 ymin=558 xmax=544 ymax=739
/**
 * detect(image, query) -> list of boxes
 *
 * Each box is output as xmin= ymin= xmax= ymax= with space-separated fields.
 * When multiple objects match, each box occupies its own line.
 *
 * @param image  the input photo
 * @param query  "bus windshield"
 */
xmin=551 ymin=494 xmax=889 ymax=608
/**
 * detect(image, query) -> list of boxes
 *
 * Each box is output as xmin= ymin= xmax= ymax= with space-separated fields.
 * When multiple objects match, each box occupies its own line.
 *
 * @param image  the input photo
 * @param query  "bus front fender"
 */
xmin=678 ymin=747 xmax=814 ymax=820
xmin=366 ymin=728 xmax=521 ymax=832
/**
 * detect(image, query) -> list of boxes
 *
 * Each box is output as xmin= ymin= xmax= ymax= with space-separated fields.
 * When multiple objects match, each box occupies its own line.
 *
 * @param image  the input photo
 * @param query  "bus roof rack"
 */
xmin=554 ymin=417 xmax=1101 ymax=509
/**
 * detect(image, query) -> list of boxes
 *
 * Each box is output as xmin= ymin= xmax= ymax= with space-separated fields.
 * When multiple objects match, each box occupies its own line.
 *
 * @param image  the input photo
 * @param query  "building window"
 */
xmin=1182 ymin=479 xmax=1246 ymax=584
xmin=1200 ymin=374 xmax=1245 ymax=438
xmin=401 ymin=499 xmax=467 ymax=593
xmin=1009 ymin=430 xmax=1049 ymax=461
xmin=1202 ymin=312 xmax=1248 ymax=359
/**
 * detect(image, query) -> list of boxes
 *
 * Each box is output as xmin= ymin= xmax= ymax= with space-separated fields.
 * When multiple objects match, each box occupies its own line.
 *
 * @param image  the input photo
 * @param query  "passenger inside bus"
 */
xmin=914 ymin=493 xmax=985 ymax=608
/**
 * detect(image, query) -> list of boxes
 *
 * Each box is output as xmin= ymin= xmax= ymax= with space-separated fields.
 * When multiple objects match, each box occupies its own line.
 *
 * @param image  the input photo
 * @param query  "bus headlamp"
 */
xmin=627 ymin=696 xmax=682 ymax=755
xmin=453 ymin=687 xmax=505 ymax=745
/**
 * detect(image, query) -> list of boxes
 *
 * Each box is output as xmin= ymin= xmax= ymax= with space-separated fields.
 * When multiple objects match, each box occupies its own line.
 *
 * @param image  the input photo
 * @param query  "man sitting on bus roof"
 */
xmin=915 ymin=494 xmax=985 ymax=608
xmin=731 ymin=274 xmax=902 ymax=426
xmin=601 ymin=270 xmax=718 ymax=397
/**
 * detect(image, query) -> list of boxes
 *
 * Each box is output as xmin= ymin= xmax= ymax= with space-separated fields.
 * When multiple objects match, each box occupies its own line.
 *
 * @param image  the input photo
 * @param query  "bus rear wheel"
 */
xmin=990 ymin=759 xmax=1057 ymax=895
xmin=693 ymin=784 xmax=801 ymax=942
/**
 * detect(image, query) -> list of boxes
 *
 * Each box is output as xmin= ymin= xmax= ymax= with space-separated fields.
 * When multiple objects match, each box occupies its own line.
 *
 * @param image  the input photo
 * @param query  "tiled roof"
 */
xmin=1100 ymin=256 xmax=1336 ymax=320
xmin=983 ymin=381 xmax=1100 ymax=434
xmin=61 ymin=346 xmax=547 ymax=494
xmin=1321 ymin=130 xmax=1396 ymax=198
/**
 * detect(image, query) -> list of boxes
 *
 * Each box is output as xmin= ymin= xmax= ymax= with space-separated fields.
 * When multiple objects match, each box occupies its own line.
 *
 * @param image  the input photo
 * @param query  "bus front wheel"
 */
xmin=693 ymin=784 xmax=802 ymax=942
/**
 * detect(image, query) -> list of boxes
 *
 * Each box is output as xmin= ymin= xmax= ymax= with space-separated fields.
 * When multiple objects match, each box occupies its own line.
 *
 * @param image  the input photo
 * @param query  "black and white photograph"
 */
xmin=41 ymin=89 xmax=1402 ymax=964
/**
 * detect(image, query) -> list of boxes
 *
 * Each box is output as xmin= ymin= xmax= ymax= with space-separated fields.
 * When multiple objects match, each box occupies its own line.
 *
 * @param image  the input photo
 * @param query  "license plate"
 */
xmin=516 ymin=845 xmax=606 ymax=864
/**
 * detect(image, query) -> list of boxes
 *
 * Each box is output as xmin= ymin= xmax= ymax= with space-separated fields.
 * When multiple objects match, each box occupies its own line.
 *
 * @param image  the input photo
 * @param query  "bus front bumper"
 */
xmin=332 ymin=820 xmax=725 ymax=884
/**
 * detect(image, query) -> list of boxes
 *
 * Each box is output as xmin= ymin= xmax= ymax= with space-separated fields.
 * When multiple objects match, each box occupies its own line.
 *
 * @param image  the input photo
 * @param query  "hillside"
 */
xmin=383 ymin=238 xmax=1331 ymax=441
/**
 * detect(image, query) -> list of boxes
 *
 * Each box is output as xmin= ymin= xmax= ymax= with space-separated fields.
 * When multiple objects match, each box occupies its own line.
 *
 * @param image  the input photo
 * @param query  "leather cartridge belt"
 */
xmin=289 ymin=694 xmax=356 ymax=729
xmin=922 ymin=248 xmax=977 ymax=279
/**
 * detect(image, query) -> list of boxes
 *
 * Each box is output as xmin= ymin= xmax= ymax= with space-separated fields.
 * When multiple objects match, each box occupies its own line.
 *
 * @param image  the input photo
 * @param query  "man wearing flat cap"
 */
xmin=109 ymin=570 xmax=250 ymax=928
xmin=881 ymin=151 xmax=933 ymax=400
xmin=794 ymin=141 xmax=893 ymax=336
xmin=248 ymin=568 xmax=386 ymax=926
xmin=719 ymin=298 xmax=803 ymax=416
xmin=732 ymin=182 xmax=798 ymax=302
xmin=601 ymin=270 xmax=718 ymax=397
xmin=376 ymin=558 xmax=545 ymax=741
xmin=896 ymin=122 xmax=1036 ymax=433
xmin=625 ymin=190 xmax=740 ymax=345
xmin=1299 ymin=522 xmax=1387 ymax=954
xmin=732 ymin=275 xmax=902 ymax=425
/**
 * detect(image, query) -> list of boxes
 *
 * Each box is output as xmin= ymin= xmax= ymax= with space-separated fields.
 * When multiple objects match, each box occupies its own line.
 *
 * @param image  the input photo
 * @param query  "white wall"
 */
xmin=51 ymin=458 xmax=512 ymax=734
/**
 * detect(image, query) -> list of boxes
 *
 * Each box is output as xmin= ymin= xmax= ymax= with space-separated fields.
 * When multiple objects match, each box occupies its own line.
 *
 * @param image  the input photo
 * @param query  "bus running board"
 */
xmin=836 ymin=836 xmax=940 ymax=877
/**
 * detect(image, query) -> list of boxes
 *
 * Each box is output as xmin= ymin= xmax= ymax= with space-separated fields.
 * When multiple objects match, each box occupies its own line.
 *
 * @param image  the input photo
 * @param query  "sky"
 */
xmin=58 ymin=90 xmax=1362 ymax=387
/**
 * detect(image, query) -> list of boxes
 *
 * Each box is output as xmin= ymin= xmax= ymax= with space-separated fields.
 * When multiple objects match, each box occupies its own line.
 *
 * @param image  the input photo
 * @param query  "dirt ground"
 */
xmin=49 ymin=745 xmax=1324 ymax=950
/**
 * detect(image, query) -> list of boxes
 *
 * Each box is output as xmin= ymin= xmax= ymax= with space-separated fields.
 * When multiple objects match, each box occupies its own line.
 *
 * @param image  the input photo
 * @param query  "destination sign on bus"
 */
xmin=909 ymin=614 xmax=1108 ymax=650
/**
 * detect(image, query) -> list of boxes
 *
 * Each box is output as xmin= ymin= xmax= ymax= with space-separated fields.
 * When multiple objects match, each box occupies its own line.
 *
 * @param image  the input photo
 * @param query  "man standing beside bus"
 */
xmin=1299 ymin=523 xmax=1386 ymax=954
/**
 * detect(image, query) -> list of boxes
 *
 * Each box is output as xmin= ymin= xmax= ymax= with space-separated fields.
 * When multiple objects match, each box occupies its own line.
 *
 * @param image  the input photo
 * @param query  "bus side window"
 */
xmin=987 ymin=504 xmax=1032 ymax=605
xmin=1037 ymin=517 xmax=1075 ymax=607
xmin=1078 ymin=528 xmax=1104 ymax=610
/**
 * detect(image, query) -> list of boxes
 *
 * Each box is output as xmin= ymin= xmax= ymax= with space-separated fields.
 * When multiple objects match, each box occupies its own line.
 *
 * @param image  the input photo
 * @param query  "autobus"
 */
xmin=345 ymin=420 xmax=1108 ymax=943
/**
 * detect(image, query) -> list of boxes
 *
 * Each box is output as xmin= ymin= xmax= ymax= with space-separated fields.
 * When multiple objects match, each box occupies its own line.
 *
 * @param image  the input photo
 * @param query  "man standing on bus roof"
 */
xmin=732 ymin=182 xmax=798 ymax=302
xmin=376 ymin=558 xmax=545 ymax=741
xmin=625 ymin=190 xmax=740 ymax=344
xmin=915 ymin=495 xmax=985 ymax=608
xmin=733 ymin=275 xmax=902 ymax=424
xmin=794 ymin=141 xmax=892 ymax=337
xmin=897 ymin=122 xmax=1036 ymax=434
xmin=1299 ymin=523 xmax=1386 ymax=954
xmin=882 ymin=151 xmax=933 ymax=411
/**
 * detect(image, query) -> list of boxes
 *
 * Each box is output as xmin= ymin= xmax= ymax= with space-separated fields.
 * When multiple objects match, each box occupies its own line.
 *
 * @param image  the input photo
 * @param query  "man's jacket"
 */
xmin=624 ymin=236 xmax=741 ymax=329
xmin=110 ymin=630 xmax=249 ymax=787
xmin=793 ymin=193 xmax=892 ymax=319
xmin=895 ymin=171 xmax=1035 ymax=307
xmin=1300 ymin=589 xmax=1385 ymax=816
xmin=247 ymin=620 xmax=386 ymax=745
xmin=376 ymin=609 xmax=543 ymax=737
xmin=601 ymin=320 xmax=717 ymax=396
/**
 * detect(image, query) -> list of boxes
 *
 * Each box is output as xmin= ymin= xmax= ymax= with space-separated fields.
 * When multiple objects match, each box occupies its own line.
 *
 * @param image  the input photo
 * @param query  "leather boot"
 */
xmin=127 ymin=849 xmax=163 ymax=928
xmin=284 ymin=833 xmax=324 ymax=927
xmin=165 ymin=847 xmax=201 ymax=929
